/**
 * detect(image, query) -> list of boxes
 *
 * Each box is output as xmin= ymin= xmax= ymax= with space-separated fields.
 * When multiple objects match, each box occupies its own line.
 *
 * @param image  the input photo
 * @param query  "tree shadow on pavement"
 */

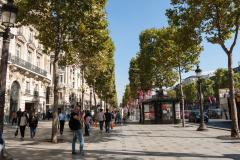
xmin=85 ymin=150 xmax=240 ymax=160
xmin=217 ymin=135 xmax=240 ymax=140
xmin=9 ymin=146 xmax=240 ymax=160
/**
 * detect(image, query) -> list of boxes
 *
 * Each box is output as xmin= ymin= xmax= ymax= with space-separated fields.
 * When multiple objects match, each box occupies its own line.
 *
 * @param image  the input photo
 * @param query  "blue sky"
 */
xmin=106 ymin=0 xmax=240 ymax=104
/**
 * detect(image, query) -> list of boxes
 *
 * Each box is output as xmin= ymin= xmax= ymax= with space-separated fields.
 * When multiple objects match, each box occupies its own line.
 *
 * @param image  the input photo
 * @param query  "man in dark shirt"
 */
xmin=71 ymin=106 xmax=84 ymax=156
xmin=104 ymin=109 xmax=112 ymax=133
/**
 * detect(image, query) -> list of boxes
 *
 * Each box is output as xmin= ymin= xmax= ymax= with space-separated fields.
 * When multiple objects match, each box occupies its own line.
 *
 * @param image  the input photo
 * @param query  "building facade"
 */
xmin=0 ymin=25 xmax=52 ymax=121
xmin=56 ymin=65 xmax=101 ymax=112
xmin=0 ymin=17 xmax=104 ymax=121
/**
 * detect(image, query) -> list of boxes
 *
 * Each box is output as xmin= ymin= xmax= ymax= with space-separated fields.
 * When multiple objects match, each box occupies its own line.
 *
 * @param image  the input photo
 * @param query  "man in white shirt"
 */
xmin=59 ymin=111 xmax=66 ymax=135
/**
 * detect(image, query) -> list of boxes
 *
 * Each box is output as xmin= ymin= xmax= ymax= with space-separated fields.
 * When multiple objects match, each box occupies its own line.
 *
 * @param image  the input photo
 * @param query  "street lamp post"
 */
xmin=0 ymin=0 xmax=18 ymax=136
xmin=195 ymin=65 xmax=207 ymax=131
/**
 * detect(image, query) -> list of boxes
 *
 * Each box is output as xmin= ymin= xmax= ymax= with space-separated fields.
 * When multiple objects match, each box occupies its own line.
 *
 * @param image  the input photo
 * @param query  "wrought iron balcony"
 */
xmin=9 ymin=54 xmax=47 ymax=77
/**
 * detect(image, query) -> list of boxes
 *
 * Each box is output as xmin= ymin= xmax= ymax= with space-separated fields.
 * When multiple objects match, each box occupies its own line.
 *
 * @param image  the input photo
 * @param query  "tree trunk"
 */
xmin=93 ymin=87 xmax=97 ymax=108
xmin=52 ymin=15 xmax=61 ymax=143
xmin=52 ymin=57 xmax=59 ymax=143
xmin=0 ymin=28 xmax=11 ymax=136
xmin=81 ymin=68 xmax=85 ymax=111
xmin=90 ymin=90 xmax=92 ymax=111
xmin=215 ymin=85 xmax=220 ymax=107
xmin=178 ymin=66 xmax=185 ymax=127
xmin=227 ymin=53 xmax=239 ymax=137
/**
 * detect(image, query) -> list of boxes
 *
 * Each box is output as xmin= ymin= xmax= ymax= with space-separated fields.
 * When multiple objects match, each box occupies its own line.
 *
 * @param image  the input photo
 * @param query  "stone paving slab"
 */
xmin=3 ymin=121 xmax=240 ymax=160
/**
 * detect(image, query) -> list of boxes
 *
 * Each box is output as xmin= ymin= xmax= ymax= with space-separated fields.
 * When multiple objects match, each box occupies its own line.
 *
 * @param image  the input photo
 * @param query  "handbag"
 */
xmin=14 ymin=127 xmax=18 ymax=137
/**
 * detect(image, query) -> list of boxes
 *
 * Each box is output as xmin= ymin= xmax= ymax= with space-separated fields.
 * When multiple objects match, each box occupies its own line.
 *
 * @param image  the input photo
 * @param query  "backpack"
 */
xmin=69 ymin=115 xmax=75 ymax=130
xmin=69 ymin=113 xmax=82 ymax=130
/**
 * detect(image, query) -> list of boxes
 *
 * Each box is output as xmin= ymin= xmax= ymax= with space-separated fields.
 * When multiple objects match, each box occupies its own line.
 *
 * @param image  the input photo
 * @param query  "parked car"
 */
xmin=180 ymin=110 xmax=191 ymax=119
xmin=188 ymin=110 xmax=209 ymax=123
xmin=207 ymin=108 xmax=223 ymax=119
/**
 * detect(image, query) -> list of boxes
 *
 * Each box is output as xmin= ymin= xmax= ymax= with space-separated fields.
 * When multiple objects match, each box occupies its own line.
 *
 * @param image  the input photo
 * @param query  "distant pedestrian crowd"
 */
xmin=8 ymin=106 xmax=127 ymax=157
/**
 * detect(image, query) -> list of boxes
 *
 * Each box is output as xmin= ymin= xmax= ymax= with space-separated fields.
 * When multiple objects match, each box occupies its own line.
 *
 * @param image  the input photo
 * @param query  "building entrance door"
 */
xmin=25 ymin=103 xmax=34 ymax=115
xmin=9 ymin=81 xmax=20 ymax=121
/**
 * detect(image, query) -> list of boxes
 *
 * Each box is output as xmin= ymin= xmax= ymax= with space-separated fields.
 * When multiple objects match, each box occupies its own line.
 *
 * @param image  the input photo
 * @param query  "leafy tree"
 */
xmin=122 ymin=85 xmax=131 ymax=108
xmin=183 ymin=82 xmax=197 ymax=105
xmin=202 ymin=78 xmax=214 ymax=102
xmin=128 ymin=56 xmax=141 ymax=99
xmin=167 ymin=89 xmax=176 ymax=98
xmin=137 ymin=29 xmax=179 ymax=95
xmin=167 ymin=0 xmax=240 ymax=137
xmin=16 ymin=0 xmax=112 ymax=142
xmin=148 ymin=27 xmax=200 ymax=127
xmin=211 ymin=68 xmax=228 ymax=106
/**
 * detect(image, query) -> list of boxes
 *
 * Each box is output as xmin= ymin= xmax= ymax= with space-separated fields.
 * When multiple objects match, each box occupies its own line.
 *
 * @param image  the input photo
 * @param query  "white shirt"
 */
xmin=98 ymin=112 xmax=104 ymax=121
xmin=20 ymin=116 xmax=27 ymax=126
xmin=59 ymin=113 xmax=66 ymax=121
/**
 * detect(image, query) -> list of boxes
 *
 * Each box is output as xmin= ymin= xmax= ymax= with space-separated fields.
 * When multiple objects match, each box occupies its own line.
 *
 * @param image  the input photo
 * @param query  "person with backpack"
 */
xmin=28 ymin=112 xmax=38 ymax=139
xmin=104 ymin=109 xmax=112 ymax=133
xmin=69 ymin=106 xmax=84 ymax=156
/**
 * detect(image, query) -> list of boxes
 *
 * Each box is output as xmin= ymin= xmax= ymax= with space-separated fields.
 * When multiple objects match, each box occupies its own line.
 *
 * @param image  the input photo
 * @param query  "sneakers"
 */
xmin=72 ymin=151 xmax=84 ymax=156
xmin=80 ymin=152 xmax=85 ymax=156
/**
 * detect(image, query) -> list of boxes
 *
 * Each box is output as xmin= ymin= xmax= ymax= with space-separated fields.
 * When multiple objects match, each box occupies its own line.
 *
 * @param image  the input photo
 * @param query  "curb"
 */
xmin=186 ymin=122 xmax=231 ymax=131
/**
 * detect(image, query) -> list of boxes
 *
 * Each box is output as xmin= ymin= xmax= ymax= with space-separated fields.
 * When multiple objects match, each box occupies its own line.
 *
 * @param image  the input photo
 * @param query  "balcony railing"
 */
xmin=9 ymin=54 xmax=47 ymax=77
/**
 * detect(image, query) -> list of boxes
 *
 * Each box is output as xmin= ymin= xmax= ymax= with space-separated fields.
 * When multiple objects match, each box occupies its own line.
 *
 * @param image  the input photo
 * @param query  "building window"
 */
xmin=29 ymin=29 xmax=33 ymax=42
xmin=37 ymin=56 xmax=41 ymax=67
xmin=27 ymin=52 xmax=31 ymax=62
xmin=16 ymin=44 xmax=21 ymax=58
xmin=26 ymin=82 xmax=30 ymax=93
xmin=59 ymin=75 xmax=63 ymax=83
xmin=35 ymin=84 xmax=39 ymax=91
xmin=59 ymin=92 xmax=63 ymax=99
xmin=72 ymin=82 xmax=75 ymax=88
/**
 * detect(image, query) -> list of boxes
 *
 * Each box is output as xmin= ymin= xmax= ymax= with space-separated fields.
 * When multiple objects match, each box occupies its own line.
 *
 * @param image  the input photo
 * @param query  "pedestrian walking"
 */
xmin=18 ymin=111 xmax=28 ymax=140
xmin=104 ymin=109 xmax=112 ymax=133
xmin=59 ymin=111 xmax=67 ymax=135
xmin=69 ymin=106 xmax=84 ymax=156
xmin=84 ymin=111 xmax=92 ymax=136
xmin=116 ymin=111 xmax=121 ymax=124
xmin=28 ymin=112 xmax=38 ymax=139
xmin=97 ymin=109 xmax=104 ymax=133
xmin=16 ymin=109 xmax=22 ymax=124
xmin=11 ymin=111 xmax=17 ymax=126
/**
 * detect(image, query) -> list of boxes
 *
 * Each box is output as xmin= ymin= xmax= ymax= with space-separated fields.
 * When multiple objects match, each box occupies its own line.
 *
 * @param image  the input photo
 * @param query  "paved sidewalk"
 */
xmin=3 ymin=121 xmax=240 ymax=160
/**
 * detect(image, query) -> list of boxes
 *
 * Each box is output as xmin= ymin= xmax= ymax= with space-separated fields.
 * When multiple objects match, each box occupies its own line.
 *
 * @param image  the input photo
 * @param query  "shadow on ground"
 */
xmin=6 ymin=147 xmax=240 ymax=160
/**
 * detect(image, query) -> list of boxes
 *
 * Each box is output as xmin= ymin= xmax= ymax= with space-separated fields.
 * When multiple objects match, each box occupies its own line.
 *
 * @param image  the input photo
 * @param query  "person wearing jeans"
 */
xmin=97 ymin=109 xmax=104 ymax=132
xmin=28 ymin=112 xmax=38 ymax=138
xmin=71 ymin=106 xmax=84 ymax=156
xmin=104 ymin=109 xmax=112 ymax=133
xmin=59 ymin=111 xmax=66 ymax=135
xmin=72 ymin=129 xmax=84 ymax=155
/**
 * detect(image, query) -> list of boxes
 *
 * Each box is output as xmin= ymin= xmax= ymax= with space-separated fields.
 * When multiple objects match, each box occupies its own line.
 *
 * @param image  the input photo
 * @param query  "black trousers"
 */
xmin=84 ymin=124 xmax=89 ymax=136
xmin=59 ymin=120 xmax=65 ymax=134
xmin=12 ymin=118 xmax=17 ymax=125
xmin=20 ymin=126 xmax=26 ymax=138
